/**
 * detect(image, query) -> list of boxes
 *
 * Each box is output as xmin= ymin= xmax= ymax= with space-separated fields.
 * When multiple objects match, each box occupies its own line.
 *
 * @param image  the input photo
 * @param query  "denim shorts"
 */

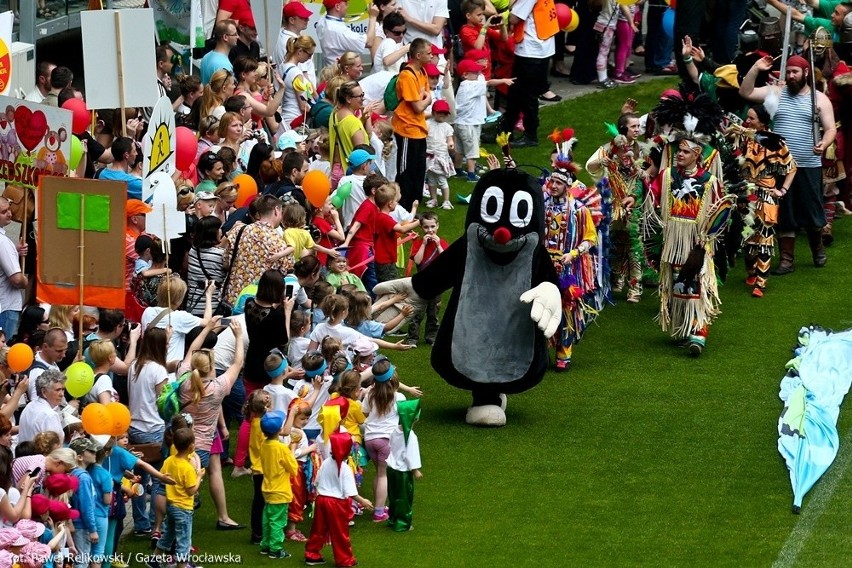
xmin=158 ymin=504 xmax=193 ymax=558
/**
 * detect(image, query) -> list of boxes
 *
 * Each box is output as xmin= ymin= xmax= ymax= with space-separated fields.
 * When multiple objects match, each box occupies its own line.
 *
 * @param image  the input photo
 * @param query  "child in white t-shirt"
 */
xmin=262 ymin=349 xmax=303 ymax=414
xmin=454 ymin=58 xmax=514 ymax=182
xmin=425 ymin=99 xmax=456 ymax=210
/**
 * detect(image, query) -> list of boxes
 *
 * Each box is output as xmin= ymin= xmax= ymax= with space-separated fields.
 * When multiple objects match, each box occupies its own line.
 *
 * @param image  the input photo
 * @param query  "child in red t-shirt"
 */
xmin=405 ymin=211 xmax=448 ymax=345
xmin=373 ymin=182 xmax=420 ymax=284
xmin=459 ymin=0 xmax=509 ymax=118
xmin=312 ymin=196 xmax=346 ymax=267
xmin=341 ymin=177 xmax=383 ymax=296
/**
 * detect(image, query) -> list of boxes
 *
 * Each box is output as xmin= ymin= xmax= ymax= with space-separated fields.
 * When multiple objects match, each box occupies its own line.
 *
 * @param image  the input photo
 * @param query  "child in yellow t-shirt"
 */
xmin=259 ymin=410 xmax=299 ymax=558
xmin=247 ymin=390 xmax=272 ymax=544
xmin=150 ymin=428 xmax=204 ymax=568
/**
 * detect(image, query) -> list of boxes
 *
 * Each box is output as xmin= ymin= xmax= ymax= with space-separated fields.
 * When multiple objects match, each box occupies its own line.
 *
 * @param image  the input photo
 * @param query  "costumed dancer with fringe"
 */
xmin=386 ymin=399 xmax=422 ymax=532
xmin=586 ymin=113 xmax=646 ymax=303
xmin=544 ymin=129 xmax=601 ymax=372
xmin=726 ymin=104 xmax=796 ymax=298
xmin=648 ymin=105 xmax=734 ymax=357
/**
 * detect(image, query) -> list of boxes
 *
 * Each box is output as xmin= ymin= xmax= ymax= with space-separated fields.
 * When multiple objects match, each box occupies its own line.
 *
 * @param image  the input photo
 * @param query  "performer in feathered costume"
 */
xmin=542 ymin=129 xmax=601 ymax=372
xmin=726 ymin=104 xmax=797 ymax=298
xmin=648 ymin=100 xmax=734 ymax=357
xmin=586 ymin=114 xmax=647 ymax=303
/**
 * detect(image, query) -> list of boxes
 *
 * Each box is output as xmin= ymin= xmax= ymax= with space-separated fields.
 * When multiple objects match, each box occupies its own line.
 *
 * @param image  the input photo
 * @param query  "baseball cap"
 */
xmin=424 ymin=63 xmax=441 ymax=77
xmin=430 ymin=43 xmax=446 ymax=55
xmin=195 ymin=179 xmax=217 ymax=194
xmin=125 ymin=199 xmax=152 ymax=218
xmin=193 ymin=191 xmax=218 ymax=204
xmin=260 ymin=410 xmax=286 ymax=435
xmin=283 ymin=1 xmax=312 ymax=19
xmin=347 ymin=148 xmax=374 ymax=169
xmin=322 ymin=0 xmax=341 ymax=8
xmin=69 ymin=437 xmax=99 ymax=455
xmin=277 ymin=129 xmax=308 ymax=151
xmin=432 ymin=99 xmax=451 ymax=114
xmin=457 ymin=59 xmax=484 ymax=75
xmin=465 ymin=48 xmax=488 ymax=61
xmin=90 ymin=434 xmax=112 ymax=449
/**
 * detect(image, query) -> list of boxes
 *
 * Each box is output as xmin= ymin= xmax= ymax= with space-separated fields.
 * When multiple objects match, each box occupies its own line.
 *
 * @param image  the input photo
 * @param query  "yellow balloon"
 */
xmin=564 ymin=9 xmax=580 ymax=33
xmin=617 ymin=0 xmax=637 ymax=5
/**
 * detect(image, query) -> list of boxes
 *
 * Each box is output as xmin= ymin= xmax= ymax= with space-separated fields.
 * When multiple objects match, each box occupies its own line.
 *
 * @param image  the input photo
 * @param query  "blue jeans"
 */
xmin=157 ymin=504 xmax=193 ymax=559
xmin=129 ymin=426 xmax=164 ymax=532
xmin=72 ymin=526 xmax=91 ymax=568
xmin=220 ymin=376 xmax=245 ymax=459
xmin=0 ymin=310 xmax=20 ymax=339
xmin=90 ymin=516 xmax=108 ymax=561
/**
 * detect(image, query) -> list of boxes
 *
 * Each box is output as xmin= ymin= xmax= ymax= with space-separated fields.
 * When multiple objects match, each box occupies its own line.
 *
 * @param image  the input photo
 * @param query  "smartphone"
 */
xmin=28 ymin=467 xmax=41 ymax=478
xmin=490 ymin=15 xmax=503 ymax=25
xmin=285 ymin=284 xmax=295 ymax=299
xmin=220 ymin=318 xmax=231 ymax=327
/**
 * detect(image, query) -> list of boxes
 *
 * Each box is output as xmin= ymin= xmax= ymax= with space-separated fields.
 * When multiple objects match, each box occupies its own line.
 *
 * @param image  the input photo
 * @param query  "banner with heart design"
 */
xmin=0 ymin=95 xmax=73 ymax=190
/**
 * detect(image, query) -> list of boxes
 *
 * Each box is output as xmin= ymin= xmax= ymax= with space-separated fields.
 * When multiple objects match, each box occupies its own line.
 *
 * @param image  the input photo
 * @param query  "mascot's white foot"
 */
xmin=465 ymin=395 xmax=507 ymax=427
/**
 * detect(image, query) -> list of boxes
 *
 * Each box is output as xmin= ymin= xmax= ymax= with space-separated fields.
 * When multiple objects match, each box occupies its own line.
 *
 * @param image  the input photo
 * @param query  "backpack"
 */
xmin=156 ymin=370 xmax=192 ymax=424
xmin=384 ymin=66 xmax=416 ymax=112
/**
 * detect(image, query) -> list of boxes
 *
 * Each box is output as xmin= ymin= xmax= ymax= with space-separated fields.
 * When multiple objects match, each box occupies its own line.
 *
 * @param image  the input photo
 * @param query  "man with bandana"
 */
xmin=649 ymin=135 xmax=723 ymax=357
xmin=543 ymin=166 xmax=598 ymax=371
xmin=740 ymin=54 xmax=837 ymax=274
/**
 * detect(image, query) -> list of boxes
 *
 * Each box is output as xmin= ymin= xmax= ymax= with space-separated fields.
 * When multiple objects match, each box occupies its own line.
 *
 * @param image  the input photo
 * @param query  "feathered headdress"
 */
xmin=548 ymin=127 xmax=581 ymax=176
xmin=653 ymin=88 xmax=724 ymax=146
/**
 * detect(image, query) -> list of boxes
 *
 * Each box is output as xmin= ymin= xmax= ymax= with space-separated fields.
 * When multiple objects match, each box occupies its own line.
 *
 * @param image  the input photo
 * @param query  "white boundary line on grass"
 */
xmin=772 ymin=425 xmax=852 ymax=568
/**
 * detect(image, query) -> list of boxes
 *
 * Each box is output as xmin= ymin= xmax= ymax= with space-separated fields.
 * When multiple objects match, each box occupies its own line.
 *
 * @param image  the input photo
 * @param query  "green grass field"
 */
xmin=124 ymin=80 xmax=852 ymax=567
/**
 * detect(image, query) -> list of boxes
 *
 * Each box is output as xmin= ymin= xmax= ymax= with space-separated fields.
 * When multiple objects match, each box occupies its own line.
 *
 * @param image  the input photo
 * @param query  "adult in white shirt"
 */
xmin=498 ymin=0 xmax=556 ymax=147
xmin=274 ymin=2 xmax=317 ymax=87
xmin=316 ymin=0 xmax=380 ymax=68
xmin=25 ymin=329 xmax=66 ymax=404
xmin=18 ymin=370 xmax=65 ymax=445
xmin=370 ymin=0 xmax=402 ymax=58
xmin=0 ymin=197 xmax=27 ymax=337
xmin=141 ymin=277 xmax=212 ymax=363
xmin=398 ymin=0 xmax=449 ymax=48
xmin=25 ymin=61 xmax=55 ymax=104
xmin=373 ymin=12 xmax=410 ymax=73
xmin=358 ymin=69 xmax=396 ymax=107
xmin=279 ymin=36 xmax=319 ymax=126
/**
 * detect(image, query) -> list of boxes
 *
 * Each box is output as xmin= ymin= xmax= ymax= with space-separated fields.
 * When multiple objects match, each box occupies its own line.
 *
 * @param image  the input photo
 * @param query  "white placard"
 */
xmin=81 ymin=9 xmax=160 ymax=110
xmin=251 ymin=0 xmax=284 ymax=55
xmin=146 ymin=171 xmax=185 ymax=245
xmin=142 ymin=96 xmax=177 ymax=204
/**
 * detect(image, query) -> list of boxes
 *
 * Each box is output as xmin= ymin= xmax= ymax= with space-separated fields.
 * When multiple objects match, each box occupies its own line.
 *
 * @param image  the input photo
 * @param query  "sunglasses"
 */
xmin=389 ymin=28 xmax=406 ymax=36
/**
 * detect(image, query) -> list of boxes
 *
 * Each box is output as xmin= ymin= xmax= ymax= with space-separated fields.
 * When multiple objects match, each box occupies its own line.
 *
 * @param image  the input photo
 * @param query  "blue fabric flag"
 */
xmin=777 ymin=326 xmax=852 ymax=512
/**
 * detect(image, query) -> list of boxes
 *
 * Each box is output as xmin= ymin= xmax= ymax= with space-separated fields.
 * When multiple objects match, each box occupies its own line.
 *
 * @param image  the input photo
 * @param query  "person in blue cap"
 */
xmin=258 ymin=409 xmax=299 ymax=558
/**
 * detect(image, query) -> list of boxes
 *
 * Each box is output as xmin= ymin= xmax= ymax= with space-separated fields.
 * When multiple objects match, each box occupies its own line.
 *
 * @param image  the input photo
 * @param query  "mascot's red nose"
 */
xmin=493 ymin=227 xmax=511 ymax=245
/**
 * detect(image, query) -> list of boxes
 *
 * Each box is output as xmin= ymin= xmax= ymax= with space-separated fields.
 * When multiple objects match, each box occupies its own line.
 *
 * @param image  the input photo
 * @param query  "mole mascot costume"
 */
xmin=376 ymin=157 xmax=562 ymax=427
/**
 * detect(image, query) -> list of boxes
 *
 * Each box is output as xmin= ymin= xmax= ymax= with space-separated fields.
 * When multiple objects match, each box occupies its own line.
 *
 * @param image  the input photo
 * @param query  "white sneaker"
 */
xmin=426 ymin=199 xmax=437 ymax=208
xmin=441 ymin=201 xmax=454 ymax=210
xmin=230 ymin=466 xmax=252 ymax=478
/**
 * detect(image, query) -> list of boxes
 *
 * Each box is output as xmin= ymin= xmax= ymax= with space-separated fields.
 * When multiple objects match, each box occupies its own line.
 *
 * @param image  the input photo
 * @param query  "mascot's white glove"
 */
xmin=520 ymin=282 xmax=562 ymax=339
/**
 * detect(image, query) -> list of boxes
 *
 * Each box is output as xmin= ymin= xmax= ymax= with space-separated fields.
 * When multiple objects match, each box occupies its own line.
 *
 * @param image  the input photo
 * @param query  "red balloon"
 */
xmin=555 ymin=3 xmax=573 ymax=30
xmin=175 ymin=126 xmax=198 ymax=171
xmin=61 ymin=98 xmax=90 ymax=135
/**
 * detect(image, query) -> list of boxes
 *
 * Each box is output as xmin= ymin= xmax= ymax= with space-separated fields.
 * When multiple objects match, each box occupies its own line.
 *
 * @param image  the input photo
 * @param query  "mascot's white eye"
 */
xmin=509 ymin=192 xmax=533 ymax=228
xmin=480 ymin=186 xmax=504 ymax=223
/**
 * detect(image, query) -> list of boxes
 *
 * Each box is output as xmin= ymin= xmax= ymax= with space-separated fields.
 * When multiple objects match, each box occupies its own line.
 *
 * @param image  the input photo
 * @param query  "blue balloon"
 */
xmin=662 ymin=8 xmax=675 ymax=38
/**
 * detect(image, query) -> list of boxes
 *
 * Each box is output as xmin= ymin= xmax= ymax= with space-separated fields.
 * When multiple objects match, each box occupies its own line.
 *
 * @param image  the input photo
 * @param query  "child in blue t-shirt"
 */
xmin=89 ymin=438 xmax=114 ymax=568
xmin=69 ymin=437 xmax=100 ymax=568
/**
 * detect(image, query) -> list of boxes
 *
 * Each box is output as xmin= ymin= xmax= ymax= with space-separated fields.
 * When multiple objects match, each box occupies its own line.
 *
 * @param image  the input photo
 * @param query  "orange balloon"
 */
xmin=7 ymin=343 xmax=34 ymax=373
xmin=81 ymin=403 xmax=113 ymax=436
xmin=233 ymin=174 xmax=258 ymax=208
xmin=106 ymin=402 xmax=132 ymax=436
xmin=303 ymin=170 xmax=331 ymax=208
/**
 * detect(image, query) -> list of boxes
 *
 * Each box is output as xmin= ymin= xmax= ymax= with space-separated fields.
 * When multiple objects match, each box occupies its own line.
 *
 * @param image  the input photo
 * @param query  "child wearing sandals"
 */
xmin=362 ymin=358 xmax=406 ymax=522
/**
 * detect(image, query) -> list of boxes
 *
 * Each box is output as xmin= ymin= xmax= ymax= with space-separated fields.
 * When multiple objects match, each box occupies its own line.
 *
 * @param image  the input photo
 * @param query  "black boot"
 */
xmin=807 ymin=229 xmax=827 ymax=267
xmin=772 ymin=237 xmax=796 ymax=275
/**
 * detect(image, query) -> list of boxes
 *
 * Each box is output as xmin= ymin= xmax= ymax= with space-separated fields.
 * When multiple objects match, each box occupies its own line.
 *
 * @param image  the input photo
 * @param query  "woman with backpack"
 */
xmin=281 ymin=36 xmax=319 ymax=129
xmin=177 ymin=316 xmax=246 ymax=531
xmin=127 ymin=327 xmax=169 ymax=536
